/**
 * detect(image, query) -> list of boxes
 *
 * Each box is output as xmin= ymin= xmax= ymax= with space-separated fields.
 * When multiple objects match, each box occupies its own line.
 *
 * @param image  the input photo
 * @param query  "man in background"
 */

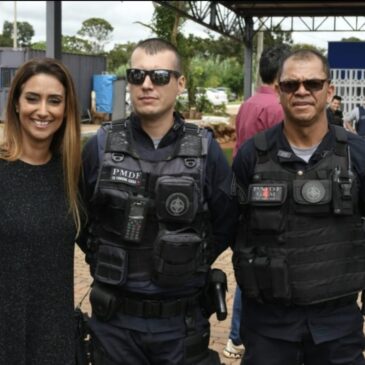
xmin=344 ymin=98 xmax=365 ymax=136
xmin=327 ymin=94 xmax=344 ymax=126
xmin=233 ymin=44 xmax=292 ymax=156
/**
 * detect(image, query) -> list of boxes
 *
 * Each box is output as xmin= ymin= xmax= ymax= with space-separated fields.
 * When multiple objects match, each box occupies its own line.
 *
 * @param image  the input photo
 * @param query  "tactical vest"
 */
xmin=234 ymin=126 xmax=365 ymax=305
xmin=89 ymin=119 xmax=213 ymax=289
xmin=356 ymin=106 xmax=365 ymax=136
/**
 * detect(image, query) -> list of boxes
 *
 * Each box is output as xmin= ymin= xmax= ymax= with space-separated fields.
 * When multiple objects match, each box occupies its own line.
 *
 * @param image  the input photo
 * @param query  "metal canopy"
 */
xmin=155 ymin=1 xmax=365 ymax=43
xmin=154 ymin=1 xmax=365 ymax=99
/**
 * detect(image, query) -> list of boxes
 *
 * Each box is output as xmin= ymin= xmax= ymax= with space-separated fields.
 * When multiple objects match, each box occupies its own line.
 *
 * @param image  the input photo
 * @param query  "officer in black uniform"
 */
xmin=232 ymin=49 xmax=365 ymax=365
xmin=80 ymin=38 xmax=237 ymax=365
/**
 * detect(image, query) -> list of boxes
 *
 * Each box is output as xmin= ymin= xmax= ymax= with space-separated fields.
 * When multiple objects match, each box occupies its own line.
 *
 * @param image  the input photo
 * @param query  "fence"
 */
xmin=331 ymin=68 xmax=365 ymax=116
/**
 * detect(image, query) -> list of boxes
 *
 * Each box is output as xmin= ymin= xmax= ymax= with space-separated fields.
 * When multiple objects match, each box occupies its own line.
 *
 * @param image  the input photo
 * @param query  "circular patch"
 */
xmin=301 ymin=181 xmax=325 ymax=203
xmin=166 ymin=193 xmax=190 ymax=217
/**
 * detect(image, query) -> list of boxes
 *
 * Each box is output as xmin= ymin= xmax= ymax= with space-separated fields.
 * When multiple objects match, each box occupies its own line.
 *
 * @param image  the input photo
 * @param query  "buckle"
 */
xmin=184 ymin=157 xmax=197 ymax=168
xmin=143 ymin=300 xmax=161 ymax=317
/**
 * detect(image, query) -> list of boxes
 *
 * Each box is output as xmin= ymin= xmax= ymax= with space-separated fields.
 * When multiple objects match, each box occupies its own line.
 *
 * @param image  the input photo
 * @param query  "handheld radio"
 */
xmin=123 ymin=195 xmax=149 ymax=242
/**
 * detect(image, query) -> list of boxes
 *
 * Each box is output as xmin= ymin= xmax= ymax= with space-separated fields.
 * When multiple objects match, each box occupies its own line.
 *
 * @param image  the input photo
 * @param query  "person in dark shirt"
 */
xmin=233 ymin=49 xmax=365 ymax=365
xmin=80 ymin=38 xmax=237 ymax=365
xmin=327 ymin=94 xmax=344 ymax=126
xmin=0 ymin=58 xmax=82 ymax=365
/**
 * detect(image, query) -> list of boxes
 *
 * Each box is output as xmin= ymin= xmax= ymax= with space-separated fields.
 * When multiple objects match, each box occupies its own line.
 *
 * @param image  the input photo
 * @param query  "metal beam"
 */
xmin=154 ymin=1 xmax=365 ymax=40
xmin=154 ymin=1 xmax=246 ymax=42
xmin=46 ymin=1 xmax=62 ymax=59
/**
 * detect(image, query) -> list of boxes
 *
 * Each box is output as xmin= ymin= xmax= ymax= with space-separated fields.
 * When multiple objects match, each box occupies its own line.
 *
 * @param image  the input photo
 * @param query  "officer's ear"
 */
xmin=326 ymin=82 xmax=335 ymax=104
xmin=177 ymin=75 xmax=185 ymax=94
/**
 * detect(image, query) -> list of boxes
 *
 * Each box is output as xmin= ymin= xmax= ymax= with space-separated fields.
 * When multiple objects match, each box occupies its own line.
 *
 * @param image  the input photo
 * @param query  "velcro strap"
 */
xmin=119 ymin=293 xmax=200 ymax=318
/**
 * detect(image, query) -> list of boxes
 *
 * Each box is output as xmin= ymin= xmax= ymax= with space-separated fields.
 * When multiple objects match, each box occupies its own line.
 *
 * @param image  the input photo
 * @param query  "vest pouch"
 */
xmin=233 ymin=248 xmax=259 ymax=299
xmin=293 ymin=179 xmax=331 ymax=215
xmin=332 ymin=171 xmax=354 ymax=216
xmin=98 ymin=191 xmax=129 ymax=236
xmin=270 ymin=257 xmax=291 ymax=301
xmin=155 ymin=176 xmax=198 ymax=224
xmin=153 ymin=229 xmax=202 ymax=287
xmin=94 ymin=242 xmax=128 ymax=287
xmin=248 ymin=183 xmax=287 ymax=232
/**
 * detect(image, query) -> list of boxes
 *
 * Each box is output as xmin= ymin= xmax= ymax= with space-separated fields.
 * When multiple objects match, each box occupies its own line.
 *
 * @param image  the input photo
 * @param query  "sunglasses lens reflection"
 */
xmin=279 ymin=79 xmax=327 ymax=93
xmin=127 ymin=69 xmax=174 ymax=86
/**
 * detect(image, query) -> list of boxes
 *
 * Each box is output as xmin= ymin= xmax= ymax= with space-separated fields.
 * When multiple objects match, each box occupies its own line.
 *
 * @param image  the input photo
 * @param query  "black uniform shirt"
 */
xmin=232 ymin=122 xmax=365 ymax=344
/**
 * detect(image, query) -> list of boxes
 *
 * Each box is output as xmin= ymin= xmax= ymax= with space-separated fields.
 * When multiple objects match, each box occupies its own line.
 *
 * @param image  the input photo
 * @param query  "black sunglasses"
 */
xmin=126 ymin=68 xmax=181 ymax=86
xmin=279 ymin=79 xmax=329 ymax=93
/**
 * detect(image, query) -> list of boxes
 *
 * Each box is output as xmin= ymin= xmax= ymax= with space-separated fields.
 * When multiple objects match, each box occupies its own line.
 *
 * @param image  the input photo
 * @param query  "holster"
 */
xmin=200 ymin=269 xmax=227 ymax=321
xmin=75 ymin=307 xmax=92 ymax=365
xmin=89 ymin=282 xmax=119 ymax=321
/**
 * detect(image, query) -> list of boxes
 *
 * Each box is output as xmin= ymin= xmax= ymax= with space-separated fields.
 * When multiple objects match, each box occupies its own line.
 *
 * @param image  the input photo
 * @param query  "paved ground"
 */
xmin=74 ymin=246 xmax=241 ymax=365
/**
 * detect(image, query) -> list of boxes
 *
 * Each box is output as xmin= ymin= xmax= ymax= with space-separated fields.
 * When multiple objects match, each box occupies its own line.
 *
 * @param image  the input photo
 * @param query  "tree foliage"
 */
xmin=62 ymin=35 xmax=93 ymax=54
xmin=77 ymin=18 xmax=114 ymax=54
xmin=107 ymin=42 xmax=136 ymax=72
xmin=2 ymin=20 xmax=34 ymax=47
xmin=0 ymin=34 xmax=12 ymax=47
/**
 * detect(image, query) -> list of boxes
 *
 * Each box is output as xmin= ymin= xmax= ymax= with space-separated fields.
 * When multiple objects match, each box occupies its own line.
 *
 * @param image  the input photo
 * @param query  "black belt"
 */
xmin=118 ymin=293 xmax=201 ymax=318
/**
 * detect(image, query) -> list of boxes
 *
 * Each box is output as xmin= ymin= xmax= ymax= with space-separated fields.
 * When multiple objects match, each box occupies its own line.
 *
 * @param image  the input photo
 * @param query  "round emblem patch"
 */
xmin=166 ymin=193 xmax=190 ymax=216
xmin=301 ymin=181 xmax=325 ymax=203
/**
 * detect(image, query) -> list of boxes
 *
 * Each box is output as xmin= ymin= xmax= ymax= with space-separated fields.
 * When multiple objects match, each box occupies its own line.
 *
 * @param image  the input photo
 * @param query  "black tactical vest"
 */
xmin=234 ymin=126 xmax=365 ymax=305
xmin=89 ymin=119 xmax=213 ymax=289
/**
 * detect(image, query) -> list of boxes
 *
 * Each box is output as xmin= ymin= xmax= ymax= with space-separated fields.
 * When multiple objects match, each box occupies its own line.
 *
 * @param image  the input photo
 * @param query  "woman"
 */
xmin=0 ymin=58 xmax=82 ymax=365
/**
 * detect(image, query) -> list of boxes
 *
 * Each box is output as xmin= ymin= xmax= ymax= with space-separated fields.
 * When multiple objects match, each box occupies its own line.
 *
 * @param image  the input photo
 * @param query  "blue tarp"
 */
xmin=93 ymin=74 xmax=117 ymax=113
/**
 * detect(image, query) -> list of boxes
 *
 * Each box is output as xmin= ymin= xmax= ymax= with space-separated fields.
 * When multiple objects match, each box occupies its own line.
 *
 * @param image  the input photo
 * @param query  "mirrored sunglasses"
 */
xmin=126 ymin=68 xmax=181 ymax=86
xmin=279 ymin=79 xmax=329 ymax=93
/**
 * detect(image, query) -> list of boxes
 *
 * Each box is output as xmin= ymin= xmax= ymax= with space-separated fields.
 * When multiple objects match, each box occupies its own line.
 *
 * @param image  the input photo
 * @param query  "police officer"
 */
xmin=81 ymin=38 xmax=236 ymax=365
xmin=232 ymin=49 xmax=365 ymax=365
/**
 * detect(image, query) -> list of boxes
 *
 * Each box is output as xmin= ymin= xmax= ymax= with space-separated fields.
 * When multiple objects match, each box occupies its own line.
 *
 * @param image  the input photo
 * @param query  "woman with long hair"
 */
xmin=0 ymin=57 xmax=82 ymax=365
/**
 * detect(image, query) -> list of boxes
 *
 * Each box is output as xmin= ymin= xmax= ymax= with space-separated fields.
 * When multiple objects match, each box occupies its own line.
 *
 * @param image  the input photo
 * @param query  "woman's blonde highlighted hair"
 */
xmin=1 ymin=57 xmax=82 ymax=235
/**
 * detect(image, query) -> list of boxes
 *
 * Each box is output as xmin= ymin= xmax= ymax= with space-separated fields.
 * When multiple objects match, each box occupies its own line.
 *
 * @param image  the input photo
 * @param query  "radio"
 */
xmin=123 ymin=195 xmax=149 ymax=242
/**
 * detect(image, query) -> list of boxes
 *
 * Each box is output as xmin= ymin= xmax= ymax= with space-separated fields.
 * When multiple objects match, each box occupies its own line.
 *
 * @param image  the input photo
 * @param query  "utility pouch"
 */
xmin=293 ymin=179 xmax=331 ymax=215
xmin=332 ymin=170 xmax=354 ymax=216
xmin=248 ymin=183 xmax=287 ymax=232
xmin=89 ymin=282 xmax=119 ymax=321
xmin=233 ymin=248 xmax=259 ymax=299
xmin=155 ymin=176 xmax=198 ymax=223
xmin=184 ymin=328 xmax=210 ymax=365
xmin=270 ymin=257 xmax=291 ymax=301
xmin=254 ymin=256 xmax=271 ymax=292
xmin=95 ymin=243 xmax=128 ymax=286
xmin=153 ymin=229 xmax=202 ymax=287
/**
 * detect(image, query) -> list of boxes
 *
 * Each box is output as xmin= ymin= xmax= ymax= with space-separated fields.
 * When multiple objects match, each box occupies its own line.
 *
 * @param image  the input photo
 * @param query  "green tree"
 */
xmin=31 ymin=40 xmax=46 ymax=50
xmin=3 ymin=20 xmax=34 ymax=47
xmin=0 ymin=33 xmax=12 ymax=47
xmin=341 ymin=37 xmax=362 ymax=42
xmin=31 ymin=36 xmax=93 ymax=54
xmin=62 ymin=35 xmax=92 ymax=54
xmin=77 ymin=18 xmax=114 ymax=54
xmin=107 ymin=42 xmax=136 ymax=72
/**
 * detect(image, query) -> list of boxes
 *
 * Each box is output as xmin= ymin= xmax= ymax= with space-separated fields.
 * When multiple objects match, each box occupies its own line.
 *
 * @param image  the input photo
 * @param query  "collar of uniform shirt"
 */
xmin=130 ymin=112 xmax=185 ymax=149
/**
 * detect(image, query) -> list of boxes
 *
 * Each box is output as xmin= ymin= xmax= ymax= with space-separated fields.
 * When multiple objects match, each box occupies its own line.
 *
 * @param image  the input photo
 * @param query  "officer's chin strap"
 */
xmin=361 ymin=291 xmax=365 ymax=316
